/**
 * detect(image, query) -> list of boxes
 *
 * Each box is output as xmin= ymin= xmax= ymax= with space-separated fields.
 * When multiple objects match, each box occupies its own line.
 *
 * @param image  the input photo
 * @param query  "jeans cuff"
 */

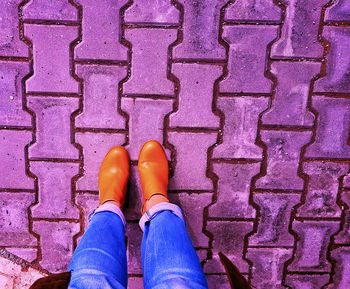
xmin=88 ymin=202 xmax=127 ymax=232
xmin=138 ymin=202 xmax=184 ymax=232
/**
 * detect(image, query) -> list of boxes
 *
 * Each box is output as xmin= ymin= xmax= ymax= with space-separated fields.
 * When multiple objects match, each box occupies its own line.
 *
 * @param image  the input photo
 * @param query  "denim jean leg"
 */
xmin=141 ymin=207 xmax=209 ymax=289
xmin=68 ymin=208 xmax=127 ymax=289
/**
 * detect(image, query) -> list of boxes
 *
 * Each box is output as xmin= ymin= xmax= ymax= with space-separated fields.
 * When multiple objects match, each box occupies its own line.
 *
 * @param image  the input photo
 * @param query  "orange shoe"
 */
xmin=138 ymin=140 xmax=169 ymax=214
xmin=98 ymin=146 xmax=130 ymax=208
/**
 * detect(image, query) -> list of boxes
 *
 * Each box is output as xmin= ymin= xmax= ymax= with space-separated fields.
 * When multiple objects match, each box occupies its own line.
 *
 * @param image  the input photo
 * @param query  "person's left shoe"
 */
xmin=98 ymin=146 xmax=130 ymax=208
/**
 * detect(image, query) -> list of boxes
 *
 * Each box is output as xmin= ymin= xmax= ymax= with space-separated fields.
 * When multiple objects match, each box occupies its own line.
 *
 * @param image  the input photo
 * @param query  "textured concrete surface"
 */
xmin=0 ymin=0 xmax=350 ymax=288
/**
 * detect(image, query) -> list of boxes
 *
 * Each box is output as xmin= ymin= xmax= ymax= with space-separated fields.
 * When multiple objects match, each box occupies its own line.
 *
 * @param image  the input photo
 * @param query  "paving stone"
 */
xmin=271 ymin=0 xmax=327 ymax=59
xmin=123 ymin=28 xmax=177 ymax=95
xmin=169 ymin=63 xmax=221 ymax=128
xmin=123 ymin=166 xmax=142 ymax=221
xmin=0 ymin=192 xmax=36 ymax=246
xmin=75 ymin=132 xmax=125 ymax=191
xmin=168 ymin=192 xmax=212 ymax=248
xmin=220 ymin=25 xmax=277 ymax=93
xmin=30 ymin=162 xmax=80 ymax=219
xmin=285 ymin=274 xmax=330 ymax=289
xmin=314 ymin=27 xmax=350 ymax=93
xmin=128 ymin=277 xmax=144 ymax=289
xmin=27 ymin=96 xmax=79 ymax=159
xmin=297 ymin=162 xmax=349 ymax=218
xmin=262 ymin=62 xmax=319 ymax=126
xmin=173 ymin=0 xmax=225 ymax=60
xmin=305 ymin=96 xmax=350 ymax=159
xmin=255 ymin=130 xmax=312 ymax=190
xmin=205 ymin=221 xmax=253 ymax=273
xmin=75 ymin=64 xmax=127 ymax=129
xmin=206 ymin=275 xmax=231 ymax=289
xmin=325 ymin=0 xmax=350 ymax=21
xmin=168 ymin=132 xmax=217 ymax=191
xmin=0 ymin=0 xmax=28 ymax=57
xmin=344 ymin=175 xmax=350 ymax=188
xmin=0 ymin=62 xmax=31 ymax=127
xmin=74 ymin=0 xmax=128 ymax=61
xmin=13 ymin=267 xmax=47 ymax=289
xmin=5 ymin=248 xmax=37 ymax=263
xmin=209 ymin=163 xmax=260 ymax=219
xmin=249 ymin=193 xmax=300 ymax=247
xmin=225 ymin=0 xmax=281 ymax=21
xmin=246 ymin=248 xmax=292 ymax=289
xmin=328 ymin=247 xmax=350 ymax=289
xmin=213 ymin=97 xmax=268 ymax=159
xmin=121 ymin=98 xmax=172 ymax=160
xmin=334 ymin=190 xmax=350 ymax=245
xmin=0 ymin=273 xmax=13 ymax=289
xmin=0 ymin=130 xmax=34 ymax=189
xmin=24 ymin=24 xmax=79 ymax=93
xmin=125 ymin=0 xmax=179 ymax=24
xmin=288 ymin=221 xmax=339 ymax=272
xmin=33 ymin=221 xmax=80 ymax=273
xmin=126 ymin=222 xmax=142 ymax=274
xmin=23 ymin=0 xmax=78 ymax=21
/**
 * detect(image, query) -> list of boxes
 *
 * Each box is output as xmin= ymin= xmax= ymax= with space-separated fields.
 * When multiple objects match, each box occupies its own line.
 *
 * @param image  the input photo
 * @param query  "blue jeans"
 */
xmin=68 ymin=202 xmax=208 ymax=289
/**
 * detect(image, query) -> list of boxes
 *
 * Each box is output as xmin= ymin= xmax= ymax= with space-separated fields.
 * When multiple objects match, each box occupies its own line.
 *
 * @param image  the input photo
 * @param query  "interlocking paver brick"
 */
xmin=334 ymin=190 xmax=350 ymax=245
xmin=75 ymin=132 xmax=125 ymax=191
xmin=206 ymin=275 xmax=231 ymax=289
xmin=124 ymin=166 xmax=143 ymax=221
xmin=325 ymin=0 xmax=350 ymax=21
xmin=23 ymin=0 xmax=78 ymax=21
xmin=255 ymin=130 xmax=312 ymax=190
xmin=249 ymin=193 xmax=300 ymax=247
xmin=74 ymin=0 xmax=128 ymax=61
xmin=314 ymin=27 xmax=350 ymax=93
xmin=0 ymin=62 xmax=31 ymax=127
xmin=271 ymin=0 xmax=328 ymax=59
xmin=285 ymin=274 xmax=330 ymax=289
xmin=288 ymin=221 xmax=338 ymax=272
xmin=209 ymin=163 xmax=260 ymax=218
xmin=0 ymin=192 xmax=36 ymax=246
xmin=0 ymin=0 xmax=28 ymax=57
xmin=328 ymin=247 xmax=350 ymax=289
xmin=169 ymin=63 xmax=221 ymax=128
xmin=262 ymin=62 xmax=319 ymax=126
xmin=128 ymin=277 xmax=144 ymax=289
xmin=173 ymin=0 xmax=225 ymax=60
xmin=0 ymin=130 xmax=34 ymax=189
xmin=126 ymin=222 xmax=142 ymax=274
xmin=169 ymin=193 xmax=212 ymax=248
xmin=27 ymin=96 xmax=79 ymax=159
xmin=220 ymin=25 xmax=278 ymax=93
xmin=75 ymin=64 xmax=127 ymax=129
xmin=30 ymin=162 xmax=80 ymax=219
xmin=305 ymin=96 xmax=350 ymax=159
xmin=246 ymin=248 xmax=292 ymax=289
xmin=213 ymin=97 xmax=268 ymax=159
xmin=33 ymin=221 xmax=79 ymax=273
xmin=125 ymin=0 xmax=179 ymax=24
xmin=121 ymin=98 xmax=172 ymax=160
xmin=168 ymin=132 xmax=216 ymax=190
xmin=225 ymin=0 xmax=281 ymax=21
xmin=6 ymin=248 xmax=37 ymax=263
xmin=297 ymin=162 xmax=349 ymax=218
xmin=205 ymin=221 xmax=253 ymax=273
xmin=24 ymin=24 xmax=79 ymax=93
xmin=123 ymin=28 xmax=177 ymax=96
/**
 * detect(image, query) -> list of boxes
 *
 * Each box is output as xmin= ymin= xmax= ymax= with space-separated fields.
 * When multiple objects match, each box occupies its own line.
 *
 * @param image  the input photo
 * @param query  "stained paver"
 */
xmin=1 ymin=1 xmax=350 ymax=288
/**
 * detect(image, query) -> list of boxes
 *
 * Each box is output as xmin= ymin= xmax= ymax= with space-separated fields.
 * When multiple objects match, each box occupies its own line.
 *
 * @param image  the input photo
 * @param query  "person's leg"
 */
xmin=140 ymin=202 xmax=209 ymax=289
xmin=68 ymin=202 xmax=127 ymax=289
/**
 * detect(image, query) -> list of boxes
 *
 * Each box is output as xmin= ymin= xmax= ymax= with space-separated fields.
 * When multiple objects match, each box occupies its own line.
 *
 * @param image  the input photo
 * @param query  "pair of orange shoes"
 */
xmin=98 ymin=140 xmax=169 ymax=214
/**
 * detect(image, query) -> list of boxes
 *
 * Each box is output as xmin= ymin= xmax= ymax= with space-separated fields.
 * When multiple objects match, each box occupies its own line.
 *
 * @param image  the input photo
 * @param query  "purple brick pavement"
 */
xmin=0 ymin=0 xmax=350 ymax=288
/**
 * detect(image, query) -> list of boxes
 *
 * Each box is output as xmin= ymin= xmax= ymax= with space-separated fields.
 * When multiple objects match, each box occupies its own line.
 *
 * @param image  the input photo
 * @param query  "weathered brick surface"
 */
xmin=1 ymin=0 xmax=350 ymax=287
xmin=271 ymin=0 xmax=328 ymax=58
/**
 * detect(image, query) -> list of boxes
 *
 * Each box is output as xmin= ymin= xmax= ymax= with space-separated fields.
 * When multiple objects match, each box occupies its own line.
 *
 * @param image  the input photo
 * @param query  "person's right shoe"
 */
xmin=138 ymin=140 xmax=169 ymax=215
